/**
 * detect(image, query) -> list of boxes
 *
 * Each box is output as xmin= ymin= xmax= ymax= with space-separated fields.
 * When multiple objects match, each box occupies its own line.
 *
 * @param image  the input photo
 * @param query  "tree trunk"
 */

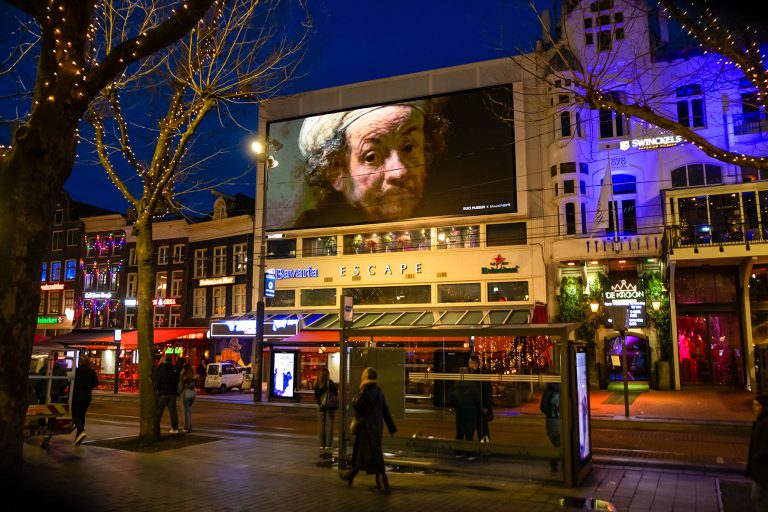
xmin=0 ymin=112 xmax=80 ymax=476
xmin=133 ymin=216 xmax=161 ymax=441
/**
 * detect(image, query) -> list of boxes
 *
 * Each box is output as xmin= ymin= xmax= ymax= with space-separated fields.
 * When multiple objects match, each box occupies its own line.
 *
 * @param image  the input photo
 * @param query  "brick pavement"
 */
xmin=14 ymin=404 xmax=751 ymax=512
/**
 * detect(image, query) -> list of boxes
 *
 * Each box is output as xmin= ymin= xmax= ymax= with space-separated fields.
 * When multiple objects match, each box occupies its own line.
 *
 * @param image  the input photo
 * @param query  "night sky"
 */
xmin=0 ymin=1 xmax=550 ymax=215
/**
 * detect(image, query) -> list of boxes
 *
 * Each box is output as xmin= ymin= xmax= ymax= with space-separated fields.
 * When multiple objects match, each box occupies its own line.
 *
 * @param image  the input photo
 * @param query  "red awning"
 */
xmin=119 ymin=327 xmax=209 ymax=349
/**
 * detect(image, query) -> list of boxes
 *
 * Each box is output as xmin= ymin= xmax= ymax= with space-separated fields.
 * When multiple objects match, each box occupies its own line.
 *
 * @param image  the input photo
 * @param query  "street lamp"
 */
xmin=651 ymin=300 xmax=661 ymax=311
xmin=589 ymin=300 xmax=600 ymax=313
xmin=249 ymin=137 xmax=278 ymax=402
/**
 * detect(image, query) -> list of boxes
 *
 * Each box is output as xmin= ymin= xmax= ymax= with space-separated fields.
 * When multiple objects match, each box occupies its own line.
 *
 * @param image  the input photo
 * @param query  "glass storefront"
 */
xmin=675 ymin=267 xmax=744 ymax=387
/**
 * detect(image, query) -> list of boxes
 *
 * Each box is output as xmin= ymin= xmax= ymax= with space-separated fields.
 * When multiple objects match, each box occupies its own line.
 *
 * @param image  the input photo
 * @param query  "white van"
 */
xmin=204 ymin=362 xmax=244 ymax=393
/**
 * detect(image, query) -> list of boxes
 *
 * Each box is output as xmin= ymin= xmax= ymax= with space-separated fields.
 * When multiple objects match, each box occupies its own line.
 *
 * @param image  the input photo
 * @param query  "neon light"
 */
xmin=199 ymin=276 xmax=235 ymax=286
xmin=41 ymin=283 xmax=65 ymax=291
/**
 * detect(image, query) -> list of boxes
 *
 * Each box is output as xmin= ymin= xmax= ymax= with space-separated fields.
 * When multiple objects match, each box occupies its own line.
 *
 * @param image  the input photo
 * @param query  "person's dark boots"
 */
xmin=339 ymin=468 xmax=357 ymax=486
xmin=376 ymin=472 xmax=391 ymax=494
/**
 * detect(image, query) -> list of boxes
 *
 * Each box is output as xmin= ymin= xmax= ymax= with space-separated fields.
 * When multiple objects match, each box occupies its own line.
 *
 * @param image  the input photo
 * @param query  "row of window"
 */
xmin=264 ymin=281 xmax=531 ymax=308
xmin=562 ymin=199 xmax=637 ymax=236
xmin=38 ymin=289 xmax=75 ymax=315
xmin=49 ymin=229 xmax=80 ymax=251
xmin=191 ymin=284 xmax=248 ymax=318
xmin=41 ymin=260 xmax=78 ymax=282
xmin=266 ymin=224 xmax=527 ymax=260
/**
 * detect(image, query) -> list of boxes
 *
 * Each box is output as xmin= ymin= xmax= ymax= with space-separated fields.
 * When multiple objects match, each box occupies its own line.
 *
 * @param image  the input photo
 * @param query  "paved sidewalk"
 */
xmin=15 ymin=416 xmax=749 ymax=512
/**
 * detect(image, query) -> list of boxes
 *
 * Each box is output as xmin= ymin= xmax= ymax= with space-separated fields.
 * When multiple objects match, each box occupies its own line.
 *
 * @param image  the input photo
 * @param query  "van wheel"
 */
xmin=220 ymin=384 xmax=227 ymax=393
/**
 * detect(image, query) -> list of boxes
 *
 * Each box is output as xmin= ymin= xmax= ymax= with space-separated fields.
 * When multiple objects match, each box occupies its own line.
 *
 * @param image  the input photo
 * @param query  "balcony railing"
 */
xmin=664 ymin=221 xmax=766 ymax=252
xmin=733 ymin=111 xmax=768 ymax=136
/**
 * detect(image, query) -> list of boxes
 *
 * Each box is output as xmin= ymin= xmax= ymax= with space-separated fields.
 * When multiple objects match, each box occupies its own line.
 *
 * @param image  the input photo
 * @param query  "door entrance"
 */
xmin=677 ymin=313 xmax=744 ymax=386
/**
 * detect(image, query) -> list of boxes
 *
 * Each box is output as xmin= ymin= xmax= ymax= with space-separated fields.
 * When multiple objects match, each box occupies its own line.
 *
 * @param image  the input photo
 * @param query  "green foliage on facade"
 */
xmin=640 ymin=271 xmax=672 ymax=361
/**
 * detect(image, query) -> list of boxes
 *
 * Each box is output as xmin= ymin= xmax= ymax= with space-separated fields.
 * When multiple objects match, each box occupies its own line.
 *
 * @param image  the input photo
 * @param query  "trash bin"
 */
xmin=503 ymin=384 xmax=519 ymax=406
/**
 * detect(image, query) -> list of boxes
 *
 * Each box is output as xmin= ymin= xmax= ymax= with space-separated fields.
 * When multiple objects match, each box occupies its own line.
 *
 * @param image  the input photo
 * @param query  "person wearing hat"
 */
xmin=295 ymin=100 xmax=447 ymax=228
xmin=155 ymin=355 xmax=180 ymax=434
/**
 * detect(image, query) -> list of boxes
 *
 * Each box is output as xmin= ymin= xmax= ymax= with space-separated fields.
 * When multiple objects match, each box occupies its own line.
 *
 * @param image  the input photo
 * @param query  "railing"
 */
xmin=733 ymin=111 xmax=768 ymax=136
xmin=664 ymin=221 xmax=766 ymax=252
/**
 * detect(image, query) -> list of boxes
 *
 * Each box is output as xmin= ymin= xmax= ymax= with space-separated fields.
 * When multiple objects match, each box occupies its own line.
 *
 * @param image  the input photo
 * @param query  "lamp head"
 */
xmin=589 ymin=300 xmax=599 ymax=313
xmin=651 ymin=300 xmax=661 ymax=311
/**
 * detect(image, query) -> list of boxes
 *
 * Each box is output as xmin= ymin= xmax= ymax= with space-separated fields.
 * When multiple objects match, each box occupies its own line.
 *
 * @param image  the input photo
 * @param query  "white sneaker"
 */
xmin=74 ymin=431 xmax=87 ymax=445
xmin=169 ymin=429 xmax=179 ymax=434
xmin=180 ymin=429 xmax=188 ymax=433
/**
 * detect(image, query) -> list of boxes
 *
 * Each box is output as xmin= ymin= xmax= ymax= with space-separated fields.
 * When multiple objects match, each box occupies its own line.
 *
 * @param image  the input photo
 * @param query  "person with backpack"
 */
xmin=539 ymin=381 xmax=561 ymax=472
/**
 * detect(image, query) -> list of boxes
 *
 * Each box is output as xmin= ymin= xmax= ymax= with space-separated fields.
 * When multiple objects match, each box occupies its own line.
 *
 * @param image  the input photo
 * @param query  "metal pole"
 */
xmin=338 ymin=296 xmax=348 ymax=468
xmin=253 ymin=300 xmax=265 ymax=402
xmin=114 ymin=342 xmax=121 ymax=394
xmin=251 ymin=149 xmax=269 ymax=402
xmin=621 ymin=330 xmax=629 ymax=417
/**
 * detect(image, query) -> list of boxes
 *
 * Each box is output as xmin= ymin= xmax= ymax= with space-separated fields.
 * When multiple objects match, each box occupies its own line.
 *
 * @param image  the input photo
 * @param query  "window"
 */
xmin=584 ymin=17 xmax=593 ymax=29
xmin=580 ymin=163 xmax=589 ymax=175
xmin=581 ymin=203 xmax=588 ymax=234
xmin=213 ymin=197 xmax=227 ymax=220
xmin=486 ymin=223 xmax=527 ymax=246
xmin=551 ymin=165 xmax=557 ymax=177
xmin=671 ymin=164 xmax=722 ymax=188
xmin=110 ymin=264 xmax=120 ymax=291
xmin=613 ymin=174 xmax=637 ymax=195
xmin=437 ymin=283 xmax=481 ymax=303
xmin=267 ymin=289 xmax=295 ymax=308
xmin=233 ymin=243 xmax=248 ymax=273
xmin=300 ymin=289 xmax=337 ymax=307
xmin=301 ymin=236 xmax=337 ymax=257
xmin=560 ymin=111 xmax=572 ymax=137
xmin=194 ymin=249 xmax=207 ymax=278
xmin=564 ymin=180 xmax=575 ymax=194
xmin=50 ymin=261 xmax=61 ymax=282
xmin=51 ymin=231 xmax=63 ymax=251
xmin=83 ymin=264 xmax=95 ymax=291
xmin=63 ymin=290 xmax=74 ymax=314
xmin=154 ymin=310 xmax=165 ymax=328
xmin=64 ymin=259 xmax=77 ymax=280
xmin=488 ymin=281 xmax=529 ymax=302
xmin=99 ymin=236 xmax=110 ymax=256
xmin=565 ymin=203 xmax=576 ymax=235
xmin=742 ymin=166 xmax=768 ymax=182
xmin=437 ymin=226 xmax=479 ymax=249
xmin=232 ymin=284 xmax=247 ymax=315
xmin=126 ymin=273 xmax=138 ymax=298
xmin=213 ymin=246 xmax=226 ymax=276
xmin=66 ymin=229 xmax=79 ymax=246
xmin=555 ymin=183 xmax=559 ymax=197
xmin=125 ymin=314 xmax=135 ymax=330
xmin=48 ymin=291 xmax=61 ymax=314
xmin=266 ymin=239 xmax=297 ymax=259
xmin=53 ymin=209 xmax=63 ymax=225
xmin=86 ymin=237 xmax=97 ymax=257
xmin=169 ymin=307 xmax=181 ymax=327
xmin=41 ymin=263 xmax=48 ymax=282
xmin=676 ymin=85 xmax=706 ymax=128
xmin=173 ymin=244 xmax=185 ymax=263
xmin=212 ymin=286 xmax=226 ymax=317
xmin=560 ymin=162 xmax=576 ymax=174
xmin=128 ymin=248 xmax=137 ymax=266
xmin=39 ymin=293 xmax=46 ymax=314
xmin=598 ymin=30 xmax=612 ymax=51
xmin=171 ymin=271 xmax=183 ymax=298
xmin=112 ymin=235 xmax=123 ymax=256
xmin=193 ymin=288 xmax=206 ymax=318
xmin=580 ymin=181 xmax=587 ymax=194
xmin=599 ymin=92 xmax=626 ymax=138
xmin=157 ymin=246 xmax=169 ymax=265
xmin=155 ymin=272 xmax=167 ymax=298
xmin=342 ymin=285 xmax=431 ymax=305
xmin=605 ymin=200 xmax=637 ymax=235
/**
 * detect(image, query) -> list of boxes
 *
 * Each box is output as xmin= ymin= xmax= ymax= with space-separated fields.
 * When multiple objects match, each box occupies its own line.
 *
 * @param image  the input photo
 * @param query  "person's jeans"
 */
xmin=157 ymin=394 xmax=179 ymax=430
xmin=182 ymin=391 xmax=195 ymax=431
xmin=752 ymin=481 xmax=768 ymax=512
xmin=317 ymin=407 xmax=335 ymax=447
xmin=71 ymin=398 xmax=91 ymax=435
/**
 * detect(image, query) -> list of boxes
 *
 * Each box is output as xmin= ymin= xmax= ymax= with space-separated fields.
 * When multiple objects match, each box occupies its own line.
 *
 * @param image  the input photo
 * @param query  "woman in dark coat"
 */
xmin=340 ymin=367 xmax=397 ymax=494
xmin=313 ymin=367 xmax=338 ymax=449
xmin=747 ymin=393 xmax=768 ymax=511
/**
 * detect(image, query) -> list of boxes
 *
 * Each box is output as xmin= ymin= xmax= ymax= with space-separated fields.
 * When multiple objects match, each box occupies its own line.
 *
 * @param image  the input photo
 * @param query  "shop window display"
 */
xmin=343 ymin=228 xmax=430 ymax=254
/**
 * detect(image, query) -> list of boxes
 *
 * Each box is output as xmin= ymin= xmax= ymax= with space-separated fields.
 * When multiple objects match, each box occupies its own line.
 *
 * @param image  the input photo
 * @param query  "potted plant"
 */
xmin=351 ymin=234 xmax=363 ymax=254
xmin=642 ymin=272 xmax=672 ymax=390
xmin=382 ymin=232 xmax=394 ymax=252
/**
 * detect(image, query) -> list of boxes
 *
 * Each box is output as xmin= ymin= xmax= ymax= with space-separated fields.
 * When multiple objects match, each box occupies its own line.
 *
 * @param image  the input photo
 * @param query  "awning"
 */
xmin=119 ymin=327 xmax=209 ymax=349
xmin=300 ymin=309 xmax=532 ymax=330
xmin=45 ymin=327 xmax=209 ymax=350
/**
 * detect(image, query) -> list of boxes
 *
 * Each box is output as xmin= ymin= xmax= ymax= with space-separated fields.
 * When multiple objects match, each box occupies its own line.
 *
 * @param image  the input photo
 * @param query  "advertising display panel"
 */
xmin=265 ymin=85 xmax=517 ymax=230
xmin=573 ymin=347 xmax=592 ymax=462
xmin=270 ymin=350 xmax=299 ymax=400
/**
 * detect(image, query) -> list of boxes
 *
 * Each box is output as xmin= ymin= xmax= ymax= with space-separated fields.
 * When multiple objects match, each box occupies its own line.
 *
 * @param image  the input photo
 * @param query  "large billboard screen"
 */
xmin=265 ymin=86 xmax=516 ymax=230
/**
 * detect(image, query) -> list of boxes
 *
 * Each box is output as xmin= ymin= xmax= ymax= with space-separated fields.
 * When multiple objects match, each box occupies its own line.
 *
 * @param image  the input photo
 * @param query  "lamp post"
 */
xmin=607 ymin=305 xmax=630 ymax=417
xmin=249 ymin=139 xmax=276 ymax=402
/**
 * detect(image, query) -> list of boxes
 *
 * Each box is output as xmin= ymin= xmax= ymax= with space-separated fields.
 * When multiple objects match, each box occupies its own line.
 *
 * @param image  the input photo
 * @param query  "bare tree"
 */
xmin=86 ymin=0 xmax=307 ymax=441
xmin=525 ymin=0 xmax=768 ymax=170
xmin=0 ymin=0 xmax=219 ymax=476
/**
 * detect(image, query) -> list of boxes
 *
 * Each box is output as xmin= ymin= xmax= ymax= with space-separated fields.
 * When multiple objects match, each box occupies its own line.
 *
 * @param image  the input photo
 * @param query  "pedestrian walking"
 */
xmin=747 ymin=393 xmax=768 ymax=512
xmin=196 ymin=359 xmax=207 ymax=391
xmin=72 ymin=353 xmax=99 ymax=446
xmin=178 ymin=362 xmax=197 ymax=433
xmin=340 ymin=367 xmax=397 ymax=494
xmin=449 ymin=362 xmax=481 ymax=459
xmin=469 ymin=353 xmax=493 ymax=443
xmin=539 ymin=381 xmax=561 ymax=472
xmin=314 ymin=367 xmax=339 ymax=450
xmin=155 ymin=355 xmax=180 ymax=433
